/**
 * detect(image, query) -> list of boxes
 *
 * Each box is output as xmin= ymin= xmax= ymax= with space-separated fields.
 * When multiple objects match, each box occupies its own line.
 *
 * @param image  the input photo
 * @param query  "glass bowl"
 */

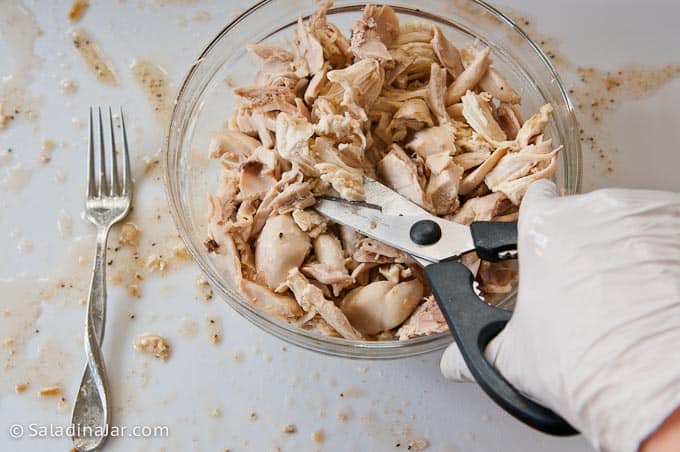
xmin=163 ymin=0 xmax=582 ymax=359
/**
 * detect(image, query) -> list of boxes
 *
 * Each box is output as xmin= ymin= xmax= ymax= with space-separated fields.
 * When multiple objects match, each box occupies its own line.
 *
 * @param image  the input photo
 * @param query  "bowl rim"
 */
xmin=163 ymin=0 xmax=582 ymax=360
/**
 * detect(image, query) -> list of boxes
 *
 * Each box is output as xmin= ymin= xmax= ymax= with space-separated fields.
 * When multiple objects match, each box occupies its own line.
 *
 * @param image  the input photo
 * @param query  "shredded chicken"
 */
xmin=206 ymin=2 xmax=562 ymax=341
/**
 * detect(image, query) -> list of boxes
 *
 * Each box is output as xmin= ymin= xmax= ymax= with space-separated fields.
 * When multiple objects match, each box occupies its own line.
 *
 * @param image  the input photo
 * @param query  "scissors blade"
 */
xmin=314 ymin=198 xmax=475 ymax=264
xmin=362 ymin=177 xmax=431 ymax=217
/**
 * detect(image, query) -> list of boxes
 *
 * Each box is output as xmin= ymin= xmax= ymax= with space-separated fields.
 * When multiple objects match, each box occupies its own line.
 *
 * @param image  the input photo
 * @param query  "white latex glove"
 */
xmin=441 ymin=180 xmax=680 ymax=452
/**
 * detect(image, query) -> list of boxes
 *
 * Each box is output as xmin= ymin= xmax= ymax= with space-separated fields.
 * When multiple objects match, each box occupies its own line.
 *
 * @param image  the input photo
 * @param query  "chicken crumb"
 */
xmin=15 ymin=383 xmax=29 ymax=393
xmin=206 ymin=316 xmax=222 ymax=344
xmin=38 ymin=385 xmax=62 ymax=397
xmin=204 ymin=238 xmax=220 ymax=253
xmin=127 ymin=284 xmax=141 ymax=298
xmin=210 ymin=408 xmax=222 ymax=418
xmin=336 ymin=412 xmax=349 ymax=422
xmin=146 ymin=254 xmax=167 ymax=272
xmin=171 ymin=243 xmax=190 ymax=261
xmin=282 ymin=424 xmax=298 ymax=434
xmin=60 ymin=79 xmax=78 ymax=94
xmin=312 ymin=429 xmax=325 ymax=443
xmin=407 ymin=439 xmax=429 ymax=450
xmin=68 ymin=0 xmax=89 ymax=21
xmin=249 ymin=411 xmax=258 ymax=421
xmin=196 ymin=275 xmax=213 ymax=301
xmin=133 ymin=333 xmax=170 ymax=361
xmin=119 ymin=223 xmax=140 ymax=246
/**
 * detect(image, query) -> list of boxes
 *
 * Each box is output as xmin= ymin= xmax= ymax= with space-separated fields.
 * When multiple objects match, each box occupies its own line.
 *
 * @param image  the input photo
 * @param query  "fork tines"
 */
xmin=87 ymin=107 xmax=131 ymax=198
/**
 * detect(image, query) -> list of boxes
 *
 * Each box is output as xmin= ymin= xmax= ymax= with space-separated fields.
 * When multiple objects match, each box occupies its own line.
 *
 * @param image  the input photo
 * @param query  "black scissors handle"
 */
xmin=425 ymin=221 xmax=578 ymax=436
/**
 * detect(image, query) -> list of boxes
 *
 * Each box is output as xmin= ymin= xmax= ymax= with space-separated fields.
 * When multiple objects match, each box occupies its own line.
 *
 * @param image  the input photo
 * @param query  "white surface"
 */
xmin=1 ymin=1 xmax=679 ymax=451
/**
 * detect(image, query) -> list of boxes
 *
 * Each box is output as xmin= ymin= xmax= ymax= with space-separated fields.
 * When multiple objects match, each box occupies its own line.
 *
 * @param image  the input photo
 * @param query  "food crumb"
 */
xmin=312 ymin=429 xmax=325 ymax=443
xmin=206 ymin=316 xmax=222 ymax=344
xmin=249 ymin=411 xmax=257 ymax=421
xmin=282 ymin=424 xmax=298 ymax=434
xmin=336 ymin=412 xmax=349 ymax=422
xmin=171 ymin=243 xmax=190 ymax=261
xmin=38 ymin=385 xmax=62 ymax=397
xmin=146 ymin=254 xmax=167 ymax=272
xmin=407 ymin=439 xmax=429 ymax=450
xmin=196 ymin=275 xmax=213 ymax=301
xmin=119 ymin=223 xmax=139 ymax=246
xmin=210 ymin=408 xmax=222 ymax=418
xmin=133 ymin=333 xmax=170 ymax=361
xmin=232 ymin=351 xmax=243 ymax=362
xmin=15 ymin=383 xmax=29 ymax=393
xmin=68 ymin=0 xmax=89 ymax=22
xmin=41 ymin=139 xmax=55 ymax=151
xmin=60 ymin=79 xmax=78 ymax=94
xmin=127 ymin=284 xmax=141 ymax=298
xmin=204 ymin=238 xmax=220 ymax=253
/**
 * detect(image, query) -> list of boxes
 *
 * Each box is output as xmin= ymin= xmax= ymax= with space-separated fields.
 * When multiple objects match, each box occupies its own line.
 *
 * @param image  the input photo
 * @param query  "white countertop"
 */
xmin=1 ymin=0 xmax=679 ymax=451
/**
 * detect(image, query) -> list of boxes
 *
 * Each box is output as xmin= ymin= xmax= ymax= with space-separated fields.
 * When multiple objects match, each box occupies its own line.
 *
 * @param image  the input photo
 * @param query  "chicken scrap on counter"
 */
xmin=206 ymin=2 xmax=561 ymax=341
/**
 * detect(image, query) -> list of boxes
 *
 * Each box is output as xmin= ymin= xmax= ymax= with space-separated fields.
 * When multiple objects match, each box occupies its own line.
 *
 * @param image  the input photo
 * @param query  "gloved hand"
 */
xmin=441 ymin=180 xmax=680 ymax=452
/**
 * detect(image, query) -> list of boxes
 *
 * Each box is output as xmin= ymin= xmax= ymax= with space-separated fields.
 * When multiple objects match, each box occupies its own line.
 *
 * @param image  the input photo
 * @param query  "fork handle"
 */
xmin=71 ymin=226 xmax=111 ymax=452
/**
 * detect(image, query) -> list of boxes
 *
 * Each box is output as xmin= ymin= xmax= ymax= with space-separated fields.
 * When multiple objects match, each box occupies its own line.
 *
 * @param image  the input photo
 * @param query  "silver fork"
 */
xmin=70 ymin=107 xmax=132 ymax=452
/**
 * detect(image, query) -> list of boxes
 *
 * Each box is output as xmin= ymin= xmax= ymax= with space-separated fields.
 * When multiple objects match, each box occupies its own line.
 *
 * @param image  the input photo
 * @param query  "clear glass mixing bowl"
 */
xmin=163 ymin=0 xmax=582 ymax=359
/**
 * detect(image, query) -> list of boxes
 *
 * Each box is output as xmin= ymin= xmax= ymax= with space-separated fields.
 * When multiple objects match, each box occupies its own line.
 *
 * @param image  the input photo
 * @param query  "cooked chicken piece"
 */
xmin=306 ymin=1 xmax=353 ymax=69
xmin=292 ymin=208 xmax=328 ymax=239
xmin=240 ymin=279 xmax=303 ymax=319
xmin=286 ymin=269 xmax=362 ymax=339
xmin=247 ymin=43 xmax=295 ymax=61
xmin=406 ymin=123 xmax=457 ymax=159
xmin=377 ymin=144 xmax=433 ymax=211
xmin=275 ymin=112 xmax=318 ymax=176
xmin=234 ymin=86 xmax=298 ymax=115
xmin=304 ymin=65 xmax=328 ymax=105
xmin=350 ymin=4 xmax=400 ymax=62
xmin=255 ymin=214 xmax=311 ymax=291
xmin=446 ymin=102 xmax=465 ymax=121
xmin=425 ymin=63 xmax=450 ymax=125
xmin=327 ymin=58 xmax=384 ymax=119
xmin=444 ymin=46 xmax=490 ymax=105
xmin=431 ymin=26 xmax=464 ymax=78
xmin=484 ymin=140 xmax=557 ymax=191
xmin=389 ymin=98 xmax=433 ymax=140
xmin=250 ymin=171 xmax=303 ymax=236
xmin=208 ymin=130 xmax=261 ymax=161
xmin=235 ymin=107 xmax=276 ymax=148
xmin=378 ymin=264 xmax=412 ymax=284
xmin=248 ymin=44 xmax=297 ymax=88
xmin=459 ymin=146 xmax=509 ymax=195
xmin=394 ymin=30 xmax=434 ymax=46
xmin=425 ymin=159 xmax=463 ymax=215
xmin=396 ymin=296 xmax=448 ymax=340
xmin=478 ymin=260 xmax=516 ymax=294
xmin=313 ymin=114 xmax=367 ymax=168
xmin=339 ymin=225 xmax=362 ymax=257
xmin=451 ymin=192 xmax=509 ymax=225
xmin=479 ymin=68 xmax=520 ymax=104
xmin=516 ymin=104 xmax=553 ymax=148
xmin=493 ymin=150 xmax=559 ymax=205
xmin=453 ymin=150 xmax=491 ymax=170
xmin=224 ymin=199 xmax=259 ymax=243
xmin=206 ymin=228 xmax=243 ymax=287
xmin=353 ymin=238 xmax=406 ymax=264
xmin=315 ymin=162 xmax=365 ymax=201
xmin=495 ymin=102 xmax=523 ymax=140
xmin=383 ymin=48 xmax=413 ymax=86
xmin=239 ymin=160 xmax=278 ymax=199
xmin=461 ymin=90 xmax=507 ymax=143
xmin=269 ymin=178 xmax=315 ymax=214
xmin=207 ymin=172 xmax=240 ymax=224
xmin=302 ymin=233 xmax=352 ymax=295
xmin=340 ymin=279 xmax=423 ymax=335
xmin=293 ymin=17 xmax=325 ymax=75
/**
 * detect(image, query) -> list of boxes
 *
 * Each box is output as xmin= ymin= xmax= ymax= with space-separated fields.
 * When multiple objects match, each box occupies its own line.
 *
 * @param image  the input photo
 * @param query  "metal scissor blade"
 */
xmin=362 ymin=177 xmax=432 ymax=217
xmin=315 ymin=198 xmax=475 ymax=264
